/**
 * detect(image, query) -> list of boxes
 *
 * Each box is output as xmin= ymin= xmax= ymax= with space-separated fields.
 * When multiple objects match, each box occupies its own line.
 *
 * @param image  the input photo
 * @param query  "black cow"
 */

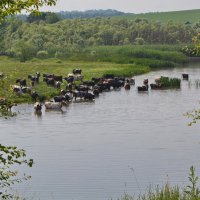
xmin=64 ymin=76 xmax=74 ymax=84
xmin=54 ymin=96 xmax=65 ymax=102
xmin=43 ymin=73 xmax=54 ymax=78
xmin=84 ymin=93 xmax=95 ymax=101
xmin=108 ymin=80 xmax=123 ymax=89
xmin=138 ymin=85 xmax=148 ymax=92
xmin=43 ymin=78 xmax=55 ymax=86
xmin=75 ymin=85 xmax=90 ymax=92
xmin=182 ymin=74 xmax=189 ymax=80
xmin=28 ymin=75 xmax=39 ymax=83
xmin=16 ymin=79 xmax=27 ymax=87
xmin=53 ymin=75 xmax=63 ymax=82
xmin=73 ymin=69 xmax=82 ymax=75
xmin=31 ymin=91 xmax=39 ymax=102
xmin=82 ymin=81 xmax=95 ymax=87
xmin=66 ymin=83 xmax=73 ymax=91
xmin=91 ymin=77 xmax=101 ymax=84
xmin=73 ymin=91 xmax=86 ymax=101
xmin=93 ymin=89 xmax=99 ymax=96
xmin=97 ymin=83 xmax=111 ymax=91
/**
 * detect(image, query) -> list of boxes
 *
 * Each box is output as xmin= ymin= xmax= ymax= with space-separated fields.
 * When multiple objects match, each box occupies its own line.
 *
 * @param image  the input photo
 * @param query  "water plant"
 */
xmin=185 ymin=166 xmax=200 ymax=199
xmin=156 ymin=76 xmax=181 ymax=88
xmin=118 ymin=166 xmax=200 ymax=200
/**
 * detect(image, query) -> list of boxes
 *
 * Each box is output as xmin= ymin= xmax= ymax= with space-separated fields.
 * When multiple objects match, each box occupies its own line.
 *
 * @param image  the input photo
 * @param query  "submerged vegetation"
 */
xmin=156 ymin=77 xmax=181 ymax=88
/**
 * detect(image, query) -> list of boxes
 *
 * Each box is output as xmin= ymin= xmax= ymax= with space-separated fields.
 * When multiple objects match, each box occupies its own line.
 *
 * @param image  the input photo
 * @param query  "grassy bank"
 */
xmin=0 ymin=56 xmax=149 ymax=103
xmin=70 ymin=45 xmax=188 ymax=68
xmin=0 ymin=45 xmax=188 ymax=104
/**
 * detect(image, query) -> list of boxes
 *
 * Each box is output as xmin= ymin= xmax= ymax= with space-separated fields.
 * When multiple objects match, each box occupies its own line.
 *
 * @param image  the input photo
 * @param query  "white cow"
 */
xmin=45 ymin=102 xmax=62 ymax=110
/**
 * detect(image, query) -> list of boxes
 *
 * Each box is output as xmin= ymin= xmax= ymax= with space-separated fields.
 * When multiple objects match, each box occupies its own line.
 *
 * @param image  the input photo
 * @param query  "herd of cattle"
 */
xmin=3 ymin=70 xmax=189 ymax=112
xmin=9 ymin=69 xmax=135 ymax=112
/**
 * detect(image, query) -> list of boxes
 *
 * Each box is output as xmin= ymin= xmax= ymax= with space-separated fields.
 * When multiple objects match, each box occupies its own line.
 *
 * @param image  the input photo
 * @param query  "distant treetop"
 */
xmin=58 ymin=9 xmax=127 ymax=19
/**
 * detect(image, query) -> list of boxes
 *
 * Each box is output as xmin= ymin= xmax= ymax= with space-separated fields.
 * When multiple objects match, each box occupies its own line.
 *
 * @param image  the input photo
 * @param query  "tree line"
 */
xmin=0 ymin=17 xmax=199 ymax=61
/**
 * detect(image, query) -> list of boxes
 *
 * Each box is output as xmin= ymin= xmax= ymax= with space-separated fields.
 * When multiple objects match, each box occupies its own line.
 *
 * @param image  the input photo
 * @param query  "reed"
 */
xmin=157 ymin=76 xmax=181 ymax=88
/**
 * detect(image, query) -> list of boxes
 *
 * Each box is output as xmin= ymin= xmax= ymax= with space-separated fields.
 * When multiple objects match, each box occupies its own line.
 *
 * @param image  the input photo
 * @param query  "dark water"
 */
xmin=1 ymin=62 xmax=200 ymax=200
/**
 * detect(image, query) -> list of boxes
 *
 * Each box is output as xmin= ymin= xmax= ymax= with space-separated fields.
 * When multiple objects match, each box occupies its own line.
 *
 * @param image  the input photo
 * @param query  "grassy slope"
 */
xmin=0 ymin=57 xmax=149 ymax=103
xmin=117 ymin=9 xmax=200 ymax=24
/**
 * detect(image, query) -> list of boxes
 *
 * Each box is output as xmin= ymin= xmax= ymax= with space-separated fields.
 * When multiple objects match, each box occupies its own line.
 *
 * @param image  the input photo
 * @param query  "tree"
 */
xmin=0 ymin=0 xmax=57 ymax=20
xmin=0 ymin=144 xmax=33 ymax=199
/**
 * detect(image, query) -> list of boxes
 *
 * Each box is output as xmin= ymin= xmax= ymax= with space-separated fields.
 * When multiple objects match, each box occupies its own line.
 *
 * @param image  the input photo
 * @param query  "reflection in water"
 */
xmin=1 ymin=62 xmax=200 ymax=200
xmin=34 ymin=111 xmax=42 ymax=118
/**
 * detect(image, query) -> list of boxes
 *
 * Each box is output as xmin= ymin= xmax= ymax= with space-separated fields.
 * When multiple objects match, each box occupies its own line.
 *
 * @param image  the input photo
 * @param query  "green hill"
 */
xmin=118 ymin=9 xmax=200 ymax=24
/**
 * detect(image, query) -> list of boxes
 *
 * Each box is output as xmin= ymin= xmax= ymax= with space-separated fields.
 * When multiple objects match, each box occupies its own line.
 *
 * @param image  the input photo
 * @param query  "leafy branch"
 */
xmin=0 ymin=144 xmax=34 ymax=199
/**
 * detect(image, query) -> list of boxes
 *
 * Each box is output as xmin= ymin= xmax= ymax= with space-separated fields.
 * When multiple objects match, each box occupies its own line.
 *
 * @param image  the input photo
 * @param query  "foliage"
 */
xmin=156 ymin=76 xmax=181 ymax=88
xmin=27 ymin=12 xmax=60 ymax=24
xmin=73 ymin=45 xmax=187 ymax=67
xmin=182 ymin=45 xmax=200 ymax=57
xmin=37 ymin=50 xmax=48 ymax=59
xmin=58 ymin=9 xmax=125 ymax=19
xmin=0 ymin=144 xmax=33 ymax=199
xmin=185 ymin=166 xmax=200 ymax=199
xmin=182 ymin=33 xmax=200 ymax=57
xmin=186 ymin=108 xmax=200 ymax=126
xmin=134 ymin=37 xmax=145 ymax=45
xmin=0 ymin=0 xmax=57 ymax=20
xmin=0 ymin=102 xmax=17 ymax=119
xmin=23 ymin=9 xmax=125 ymax=21
xmin=0 ymin=17 xmax=196 ymax=61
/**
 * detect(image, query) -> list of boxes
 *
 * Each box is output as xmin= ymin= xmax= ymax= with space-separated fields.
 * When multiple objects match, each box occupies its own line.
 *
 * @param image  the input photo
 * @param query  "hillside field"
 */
xmin=117 ymin=9 xmax=200 ymax=24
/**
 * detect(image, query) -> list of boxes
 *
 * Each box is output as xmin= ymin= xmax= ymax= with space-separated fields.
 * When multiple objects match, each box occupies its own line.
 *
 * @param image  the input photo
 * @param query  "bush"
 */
xmin=36 ymin=50 xmax=48 ymax=59
xmin=134 ymin=37 xmax=145 ymax=45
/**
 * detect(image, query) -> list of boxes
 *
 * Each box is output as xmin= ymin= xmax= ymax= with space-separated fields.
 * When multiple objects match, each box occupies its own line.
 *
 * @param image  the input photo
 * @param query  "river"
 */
xmin=1 ymin=61 xmax=200 ymax=200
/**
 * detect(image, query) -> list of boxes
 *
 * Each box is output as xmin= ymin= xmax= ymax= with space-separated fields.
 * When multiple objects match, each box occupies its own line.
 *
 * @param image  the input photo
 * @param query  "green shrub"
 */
xmin=37 ymin=50 xmax=48 ymax=59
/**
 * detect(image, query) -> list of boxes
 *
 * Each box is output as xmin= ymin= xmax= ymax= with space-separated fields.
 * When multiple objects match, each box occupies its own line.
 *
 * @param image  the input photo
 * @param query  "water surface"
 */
xmin=1 ymin=62 xmax=200 ymax=200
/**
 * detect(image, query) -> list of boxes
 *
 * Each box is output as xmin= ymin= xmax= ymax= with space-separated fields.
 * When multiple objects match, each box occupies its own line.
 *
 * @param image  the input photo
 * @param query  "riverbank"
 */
xmin=0 ymin=56 xmax=149 ymax=103
xmin=0 ymin=45 xmax=189 ymax=104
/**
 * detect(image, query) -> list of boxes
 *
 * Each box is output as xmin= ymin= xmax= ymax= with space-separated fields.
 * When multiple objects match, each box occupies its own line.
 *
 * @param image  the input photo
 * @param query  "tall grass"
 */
xmin=71 ymin=45 xmax=188 ymax=68
xmin=119 ymin=166 xmax=200 ymax=200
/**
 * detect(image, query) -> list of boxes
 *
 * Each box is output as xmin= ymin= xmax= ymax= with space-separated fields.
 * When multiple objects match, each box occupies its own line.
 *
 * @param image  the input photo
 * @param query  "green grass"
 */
xmin=0 ymin=56 xmax=149 ymax=103
xmin=71 ymin=45 xmax=188 ymax=68
xmin=117 ymin=9 xmax=200 ymax=24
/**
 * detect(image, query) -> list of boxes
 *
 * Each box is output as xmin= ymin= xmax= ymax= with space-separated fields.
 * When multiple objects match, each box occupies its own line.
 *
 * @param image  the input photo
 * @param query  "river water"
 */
xmin=1 ymin=62 xmax=200 ymax=200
